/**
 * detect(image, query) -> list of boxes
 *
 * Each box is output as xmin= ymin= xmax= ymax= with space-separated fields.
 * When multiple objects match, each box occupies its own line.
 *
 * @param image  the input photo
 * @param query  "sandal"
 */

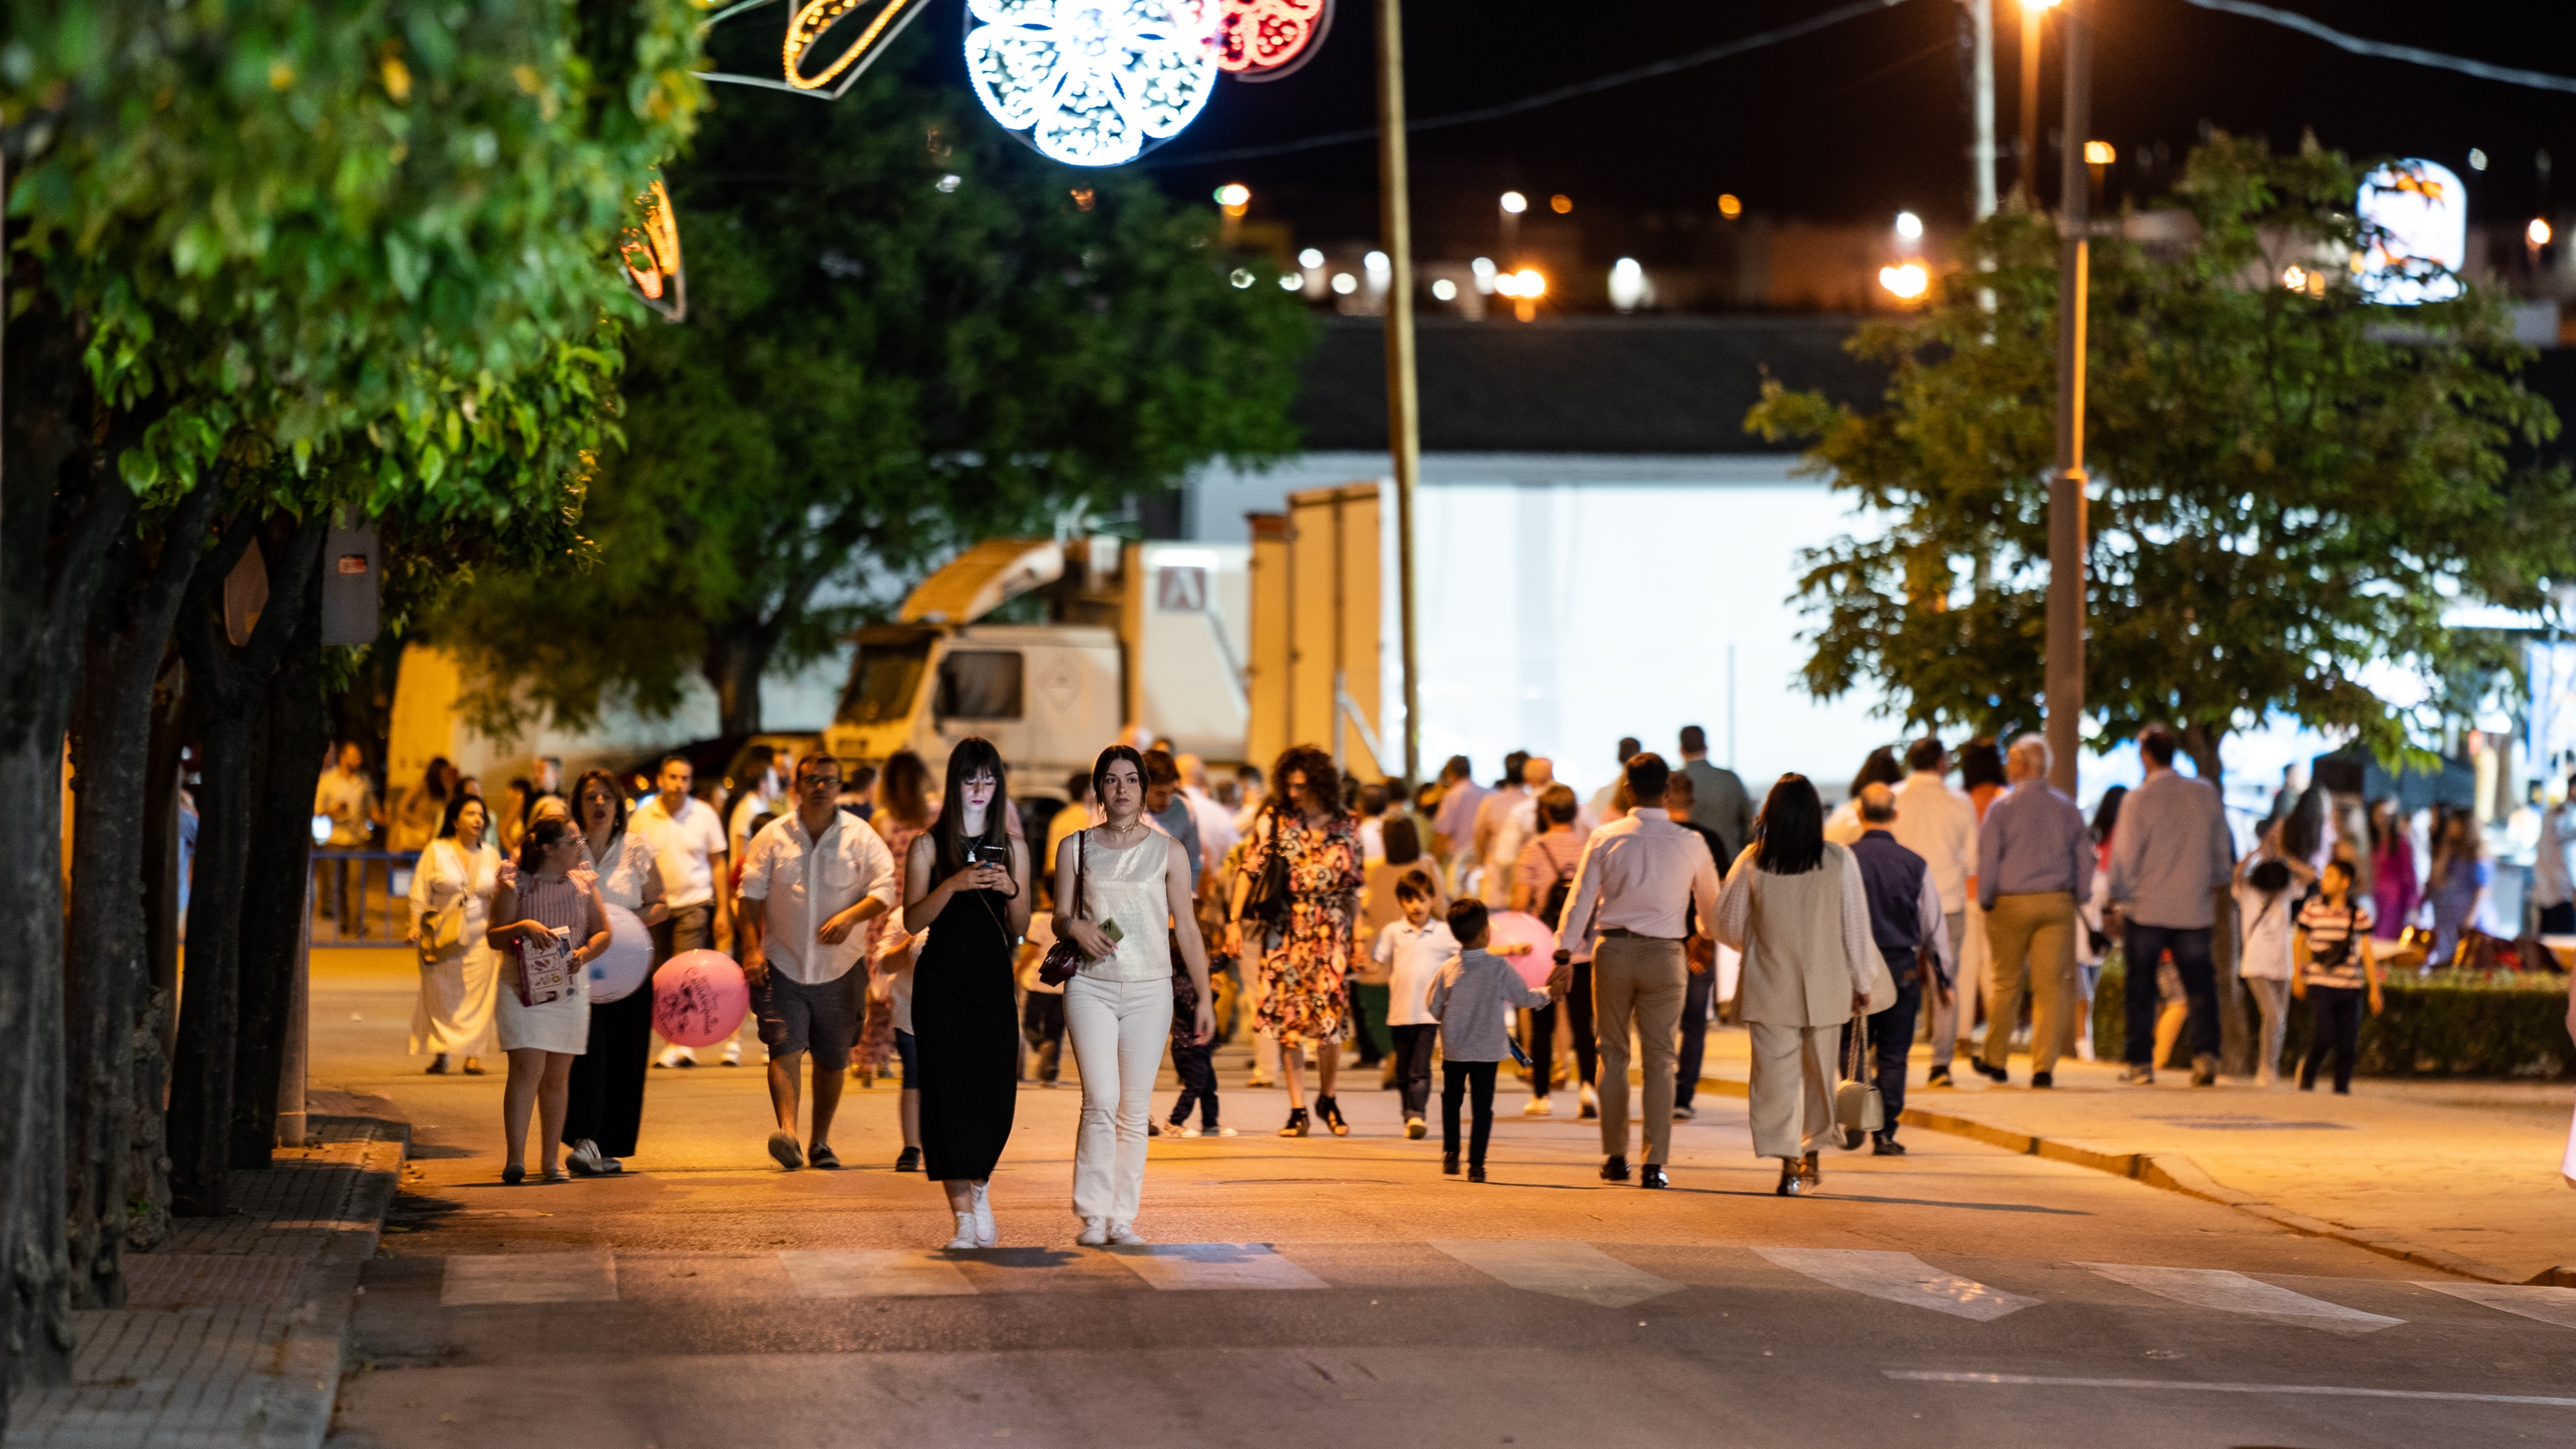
xmin=1279 ymin=1106 xmax=1309 ymax=1137
xmin=1316 ymin=1096 xmax=1349 ymax=1137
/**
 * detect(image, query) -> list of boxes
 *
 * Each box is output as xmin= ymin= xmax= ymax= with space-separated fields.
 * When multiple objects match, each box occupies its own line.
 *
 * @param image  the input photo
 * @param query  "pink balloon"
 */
xmin=653 ymin=949 xmax=749 ymax=1047
xmin=1485 ymin=911 xmax=1558 ymax=988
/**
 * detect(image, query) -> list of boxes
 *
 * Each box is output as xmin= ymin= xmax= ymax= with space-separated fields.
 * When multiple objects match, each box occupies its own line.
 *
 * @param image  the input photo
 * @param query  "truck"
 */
xmin=820 ymin=537 xmax=1255 ymax=803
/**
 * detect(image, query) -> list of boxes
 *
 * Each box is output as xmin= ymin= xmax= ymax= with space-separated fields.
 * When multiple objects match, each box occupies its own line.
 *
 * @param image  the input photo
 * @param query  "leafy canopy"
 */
xmin=3 ymin=0 xmax=707 ymax=514
xmin=1745 ymin=136 xmax=2571 ymax=771
xmin=434 ymin=30 xmax=1314 ymax=735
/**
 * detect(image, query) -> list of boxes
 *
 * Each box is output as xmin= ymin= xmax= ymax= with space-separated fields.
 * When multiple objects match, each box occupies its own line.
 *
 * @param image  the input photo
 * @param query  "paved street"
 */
xmin=311 ymin=953 xmax=2576 ymax=1448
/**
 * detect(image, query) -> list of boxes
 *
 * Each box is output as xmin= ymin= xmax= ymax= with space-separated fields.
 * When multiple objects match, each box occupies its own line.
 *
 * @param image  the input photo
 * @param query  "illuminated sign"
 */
xmin=1211 ymin=0 xmax=1333 ymax=81
xmin=620 ymin=179 xmax=686 ymax=322
xmin=695 ymin=0 xmax=931 ymax=100
xmin=2355 ymin=159 xmax=2466 ymax=305
xmin=964 ymin=0 xmax=1218 ymax=167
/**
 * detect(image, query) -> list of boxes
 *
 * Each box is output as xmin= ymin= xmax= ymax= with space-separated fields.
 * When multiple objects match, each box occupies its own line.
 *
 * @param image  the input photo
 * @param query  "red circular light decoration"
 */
xmin=1211 ymin=0 xmax=1334 ymax=82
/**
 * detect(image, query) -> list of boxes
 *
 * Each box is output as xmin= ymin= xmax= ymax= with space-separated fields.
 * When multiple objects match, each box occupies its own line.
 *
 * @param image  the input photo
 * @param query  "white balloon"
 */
xmin=588 ymin=903 xmax=655 ymax=1003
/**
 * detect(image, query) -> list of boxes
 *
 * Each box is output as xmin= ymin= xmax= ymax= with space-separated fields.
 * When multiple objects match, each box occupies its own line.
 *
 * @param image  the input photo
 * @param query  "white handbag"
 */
xmin=1834 ymin=1013 xmax=1885 ymax=1150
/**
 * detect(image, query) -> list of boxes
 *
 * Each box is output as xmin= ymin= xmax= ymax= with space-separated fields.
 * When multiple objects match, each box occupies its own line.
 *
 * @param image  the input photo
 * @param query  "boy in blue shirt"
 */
xmin=1426 ymin=900 xmax=1561 ymax=1181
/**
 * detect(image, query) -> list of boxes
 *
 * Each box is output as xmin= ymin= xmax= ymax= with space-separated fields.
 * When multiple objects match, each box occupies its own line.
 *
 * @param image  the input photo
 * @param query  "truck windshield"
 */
xmin=838 ymin=640 xmax=931 ymax=726
xmin=935 ymin=651 xmax=1024 ymax=719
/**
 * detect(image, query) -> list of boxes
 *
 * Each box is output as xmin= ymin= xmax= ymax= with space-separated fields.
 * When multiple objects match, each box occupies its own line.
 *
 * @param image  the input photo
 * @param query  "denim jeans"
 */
xmin=2123 ymin=923 xmax=2218 ymax=1067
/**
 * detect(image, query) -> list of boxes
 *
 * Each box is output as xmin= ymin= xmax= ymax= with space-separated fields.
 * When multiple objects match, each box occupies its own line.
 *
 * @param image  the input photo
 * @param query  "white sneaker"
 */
xmin=1214 ymin=1125 xmax=1238 ymax=1137
xmin=720 ymin=1039 xmax=743 ymax=1066
xmin=946 ymin=1213 xmax=980 ymax=1251
xmin=1107 ymin=1222 xmax=1146 ymax=1246
xmin=567 ymin=1138 xmax=606 ymax=1174
xmin=658 ymin=1046 xmax=696 ymax=1069
xmin=1180 ymin=1125 xmax=1204 ymax=1138
xmin=970 ymin=1182 xmax=998 ymax=1248
xmin=1579 ymin=1082 xmax=1599 ymax=1119
xmin=1673 ymin=1104 xmax=1698 ymax=1121
xmin=1522 ymin=1096 xmax=1553 ymax=1118
xmin=1405 ymin=1116 xmax=1427 ymax=1139
xmin=1077 ymin=1217 xmax=1110 ymax=1247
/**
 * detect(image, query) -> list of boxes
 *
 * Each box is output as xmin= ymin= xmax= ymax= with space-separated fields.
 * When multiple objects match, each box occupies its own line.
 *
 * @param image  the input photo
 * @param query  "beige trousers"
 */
xmin=1747 ymin=1022 xmax=1839 ymax=1160
xmin=1593 ymin=936 xmax=1687 ymax=1165
xmin=1982 ymin=891 xmax=2075 ymax=1075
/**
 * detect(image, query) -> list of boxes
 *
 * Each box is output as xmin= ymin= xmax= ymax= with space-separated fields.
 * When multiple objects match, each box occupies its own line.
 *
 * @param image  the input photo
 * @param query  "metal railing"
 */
xmin=308 ymin=849 xmax=421 ymax=947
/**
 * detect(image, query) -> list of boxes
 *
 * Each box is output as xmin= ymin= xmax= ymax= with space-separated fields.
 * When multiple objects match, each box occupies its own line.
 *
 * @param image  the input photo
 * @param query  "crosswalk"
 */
xmin=425 ymin=1242 xmax=2572 ymax=1335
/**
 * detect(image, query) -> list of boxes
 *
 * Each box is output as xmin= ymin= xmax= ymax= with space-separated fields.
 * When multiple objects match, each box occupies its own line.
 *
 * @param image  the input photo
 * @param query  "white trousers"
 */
xmin=1066 ymin=974 xmax=1174 ymax=1225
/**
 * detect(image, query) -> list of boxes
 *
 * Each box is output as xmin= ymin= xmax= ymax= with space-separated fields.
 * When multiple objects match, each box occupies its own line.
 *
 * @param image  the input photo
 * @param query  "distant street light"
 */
xmin=1470 ymin=257 xmax=1498 ymax=294
xmin=1499 ymin=191 xmax=1528 ymax=215
xmin=1364 ymin=250 xmax=1391 ymax=272
xmin=1332 ymin=272 xmax=1358 ymax=294
xmin=1214 ymin=182 xmax=1252 ymax=215
xmin=1498 ymin=191 xmax=1525 ymax=264
xmin=2082 ymin=140 xmax=2114 ymax=164
xmin=2530 ymin=217 xmax=2555 ymax=247
xmin=2018 ymin=0 xmax=2062 ymax=203
xmin=1717 ymin=192 xmax=1743 ymax=219
xmin=1298 ymin=246 xmax=1325 ymax=268
xmin=1549 ymin=193 xmax=1573 ymax=214
xmin=2470 ymin=148 xmax=2489 ymax=171
xmin=1895 ymin=210 xmax=1923 ymax=241
xmin=1878 ymin=263 xmax=1929 ymax=300
xmin=1431 ymin=278 xmax=1457 ymax=300
xmin=1279 ymin=274 xmax=1303 ymax=290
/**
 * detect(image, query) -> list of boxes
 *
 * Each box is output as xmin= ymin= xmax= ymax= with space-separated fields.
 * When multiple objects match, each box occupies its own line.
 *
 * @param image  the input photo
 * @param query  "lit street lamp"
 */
xmin=1499 ymin=189 xmax=1526 ymax=259
xmin=2020 ymin=0 xmax=2061 ymax=205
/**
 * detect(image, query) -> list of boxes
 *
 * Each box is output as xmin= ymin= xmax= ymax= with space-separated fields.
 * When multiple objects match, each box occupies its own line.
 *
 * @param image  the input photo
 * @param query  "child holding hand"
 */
xmin=1373 ymin=870 xmax=1458 ymax=1139
xmin=1425 ymin=899 xmax=1560 ymax=1181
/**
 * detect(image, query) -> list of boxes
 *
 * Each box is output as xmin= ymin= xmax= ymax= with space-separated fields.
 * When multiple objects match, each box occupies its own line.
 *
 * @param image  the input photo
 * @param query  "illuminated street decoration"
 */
xmin=964 ymin=0 xmax=1219 ymax=167
xmin=620 ymin=179 xmax=687 ymax=323
xmin=2355 ymin=159 xmax=2466 ymax=305
xmin=783 ymin=0 xmax=925 ymax=92
xmin=1210 ymin=0 xmax=1333 ymax=80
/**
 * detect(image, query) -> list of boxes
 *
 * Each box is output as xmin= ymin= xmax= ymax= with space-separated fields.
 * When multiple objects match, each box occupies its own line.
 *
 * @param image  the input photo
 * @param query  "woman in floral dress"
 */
xmin=1228 ymin=744 xmax=1364 ymax=1137
xmin=857 ymin=750 xmax=935 ymax=1088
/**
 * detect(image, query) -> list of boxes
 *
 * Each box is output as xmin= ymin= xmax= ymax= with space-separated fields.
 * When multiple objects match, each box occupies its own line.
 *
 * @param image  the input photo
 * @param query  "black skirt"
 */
xmin=912 ymin=888 xmax=1020 ymax=1181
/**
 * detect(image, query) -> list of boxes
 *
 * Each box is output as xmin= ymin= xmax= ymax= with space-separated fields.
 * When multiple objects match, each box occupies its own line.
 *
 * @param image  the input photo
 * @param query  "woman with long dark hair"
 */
xmin=562 ymin=769 xmax=667 ymax=1176
xmin=901 ymin=738 xmax=1030 ymax=1248
xmin=2367 ymin=799 xmax=2419 ymax=945
xmin=1713 ymin=774 xmax=1877 ymax=1197
xmin=2426 ymin=808 xmax=2488 ymax=970
xmin=1054 ymin=746 xmax=1216 ymax=1246
xmin=485 ymin=815 xmax=611 ymax=1183
xmin=408 ymin=793 xmax=501 ymax=1076
xmin=1227 ymin=744 xmax=1365 ymax=1137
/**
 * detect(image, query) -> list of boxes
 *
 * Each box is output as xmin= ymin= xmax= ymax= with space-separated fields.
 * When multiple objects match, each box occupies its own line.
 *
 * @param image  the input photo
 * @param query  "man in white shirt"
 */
xmin=313 ymin=741 xmax=380 ymax=935
xmin=1552 ymin=753 xmax=1720 ymax=1190
xmin=1889 ymin=737 xmax=1979 ymax=1086
xmin=726 ymin=744 xmax=787 ymax=858
xmin=738 ymin=755 xmax=899 ymax=1171
xmin=635 ymin=754 xmax=735 ymax=1064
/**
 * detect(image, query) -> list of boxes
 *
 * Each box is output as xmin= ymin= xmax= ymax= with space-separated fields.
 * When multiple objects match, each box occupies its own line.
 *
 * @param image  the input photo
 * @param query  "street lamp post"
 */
xmin=2019 ymin=0 xmax=2053 ymax=204
xmin=1376 ymin=0 xmax=1424 ymax=791
xmin=2044 ymin=0 xmax=2091 ymax=795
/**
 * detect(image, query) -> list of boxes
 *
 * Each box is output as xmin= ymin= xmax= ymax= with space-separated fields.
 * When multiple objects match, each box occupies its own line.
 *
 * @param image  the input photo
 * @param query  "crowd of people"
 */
xmin=380 ymin=710 xmax=2563 ymax=1241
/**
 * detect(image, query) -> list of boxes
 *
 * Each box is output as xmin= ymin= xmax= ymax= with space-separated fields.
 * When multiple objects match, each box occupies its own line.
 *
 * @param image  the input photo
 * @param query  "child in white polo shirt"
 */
xmin=1372 ymin=871 xmax=1458 ymax=1140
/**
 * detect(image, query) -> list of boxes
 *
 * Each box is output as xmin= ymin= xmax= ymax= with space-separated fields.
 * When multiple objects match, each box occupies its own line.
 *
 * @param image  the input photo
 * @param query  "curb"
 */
xmin=1697 ymin=1073 xmax=2540 ymax=1286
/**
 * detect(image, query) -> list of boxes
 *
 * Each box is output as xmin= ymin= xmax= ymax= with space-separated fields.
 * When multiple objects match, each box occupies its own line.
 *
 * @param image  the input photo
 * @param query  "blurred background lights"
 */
xmin=1279 ymin=274 xmax=1303 ymax=289
xmin=1549 ymin=193 xmax=1573 ymax=214
xmin=1297 ymin=247 xmax=1324 ymax=268
xmin=1213 ymin=182 xmax=1251 ymax=215
xmin=2355 ymin=159 xmax=2466 ymax=304
xmin=1364 ymin=250 xmax=1391 ymax=273
xmin=2469 ymin=148 xmax=2489 ymax=171
xmin=1894 ymin=210 xmax=1923 ymax=239
xmin=1717 ymin=193 xmax=1742 ymax=219
xmin=1470 ymin=257 xmax=1498 ymax=294
xmin=2083 ymin=140 xmax=2116 ymax=165
xmin=2530 ymin=218 xmax=2555 ymax=247
xmin=1877 ymin=262 xmax=1929 ymax=300
xmin=1431 ymin=278 xmax=1457 ymax=300
xmin=1608 ymin=257 xmax=1647 ymax=312
xmin=1229 ymin=268 xmax=1255 ymax=288
xmin=936 ymin=173 xmax=961 ymax=192
xmin=1331 ymin=272 xmax=1357 ymax=294
xmin=1499 ymin=191 xmax=1528 ymax=215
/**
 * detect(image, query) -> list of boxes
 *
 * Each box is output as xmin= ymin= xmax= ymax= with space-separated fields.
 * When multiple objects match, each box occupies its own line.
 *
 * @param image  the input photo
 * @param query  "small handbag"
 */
xmin=1834 ymin=1013 xmax=1884 ymax=1150
xmin=1036 ymin=832 xmax=1092 ymax=987
xmin=1240 ymin=818 xmax=1291 ymax=931
xmin=415 ymin=843 xmax=465 ymax=967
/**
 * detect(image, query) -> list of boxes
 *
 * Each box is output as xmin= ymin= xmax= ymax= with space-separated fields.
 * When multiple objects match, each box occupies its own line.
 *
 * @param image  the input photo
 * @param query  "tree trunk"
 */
xmin=703 ymin=622 xmax=774 ymax=738
xmin=232 ymin=576 xmax=326 ymax=1167
xmin=64 ymin=473 xmax=222 ymax=1307
xmin=2 ymin=270 xmax=125 ymax=1399
xmin=167 ymin=518 xmax=324 ymax=1217
xmin=129 ymin=659 xmax=189 ymax=1252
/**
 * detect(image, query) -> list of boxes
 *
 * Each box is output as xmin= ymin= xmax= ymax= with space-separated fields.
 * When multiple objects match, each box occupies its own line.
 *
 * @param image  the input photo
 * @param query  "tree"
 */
xmin=434 ymin=28 xmax=1314 ymax=738
xmin=3 ymin=0 xmax=705 ymax=1397
xmin=1746 ymin=136 xmax=2573 ymax=785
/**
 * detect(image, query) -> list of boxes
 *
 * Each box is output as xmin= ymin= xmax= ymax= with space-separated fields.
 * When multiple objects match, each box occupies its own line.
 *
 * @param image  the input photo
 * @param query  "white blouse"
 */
xmin=584 ymin=828 xmax=665 ymax=916
xmin=410 ymin=838 xmax=500 ymax=950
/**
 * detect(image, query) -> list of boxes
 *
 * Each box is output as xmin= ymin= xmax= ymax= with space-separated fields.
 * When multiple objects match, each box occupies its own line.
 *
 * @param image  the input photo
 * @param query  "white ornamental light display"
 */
xmin=2355 ymin=159 xmax=2468 ymax=305
xmin=965 ymin=0 xmax=1220 ymax=167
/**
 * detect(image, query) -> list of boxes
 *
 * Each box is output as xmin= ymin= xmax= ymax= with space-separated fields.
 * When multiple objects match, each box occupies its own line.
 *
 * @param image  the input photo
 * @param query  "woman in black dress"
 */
xmin=902 ymin=737 xmax=1030 ymax=1249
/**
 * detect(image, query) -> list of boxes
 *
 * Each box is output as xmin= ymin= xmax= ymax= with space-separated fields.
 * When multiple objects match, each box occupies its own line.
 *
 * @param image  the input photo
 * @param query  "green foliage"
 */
xmin=1746 ymin=136 xmax=2573 ymax=770
xmin=432 ymin=31 xmax=1315 ymax=735
xmin=2281 ymin=971 xmax=2573 ymax=1079
xmin=4 ymin=0 xmax=706 ymax=513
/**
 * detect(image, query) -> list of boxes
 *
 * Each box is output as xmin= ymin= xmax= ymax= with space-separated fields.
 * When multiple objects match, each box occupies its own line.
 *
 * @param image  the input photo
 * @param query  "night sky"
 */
xmin=1102 ymin=0 xmax=2573 ymax=255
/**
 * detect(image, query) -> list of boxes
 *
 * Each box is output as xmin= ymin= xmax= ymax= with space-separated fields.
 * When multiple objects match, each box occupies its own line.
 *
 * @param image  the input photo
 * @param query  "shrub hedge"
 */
xmin=2092 ymin=958 xmax=2573 ymax=1078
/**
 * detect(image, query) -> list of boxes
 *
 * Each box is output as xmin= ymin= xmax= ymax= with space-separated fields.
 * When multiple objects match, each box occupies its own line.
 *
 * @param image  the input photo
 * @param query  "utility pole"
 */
xmin=2018 ymin=0 xmax=2045 ymax=204
xmin=1376 ymin=0 xmax=1424 ymax=791
xmin=1968 ymin=0 xmax=1997 ymax=218
xmin=2044 ymin=0 xmax=2090 ymax=795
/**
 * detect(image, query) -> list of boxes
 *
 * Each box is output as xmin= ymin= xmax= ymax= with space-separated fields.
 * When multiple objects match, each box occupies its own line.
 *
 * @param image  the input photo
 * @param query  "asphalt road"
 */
xmin=311 ymin=955 xmax=2576 ymax=1448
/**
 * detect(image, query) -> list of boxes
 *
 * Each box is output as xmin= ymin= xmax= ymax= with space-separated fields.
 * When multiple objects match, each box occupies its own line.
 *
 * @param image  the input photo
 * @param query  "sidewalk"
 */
xmin=1692 ymin=1028 xmax=2576 ymax=1287
xmin=3 ymin=1091 xmax=406 ymax=1449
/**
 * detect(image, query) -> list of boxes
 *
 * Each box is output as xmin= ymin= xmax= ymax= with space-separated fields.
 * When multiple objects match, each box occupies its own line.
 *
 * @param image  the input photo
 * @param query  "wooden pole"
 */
xmin=1376 ymin=0 xmax=1424 ymax=791
xmin=2044 ymin=0 xmax=2090 ymax=795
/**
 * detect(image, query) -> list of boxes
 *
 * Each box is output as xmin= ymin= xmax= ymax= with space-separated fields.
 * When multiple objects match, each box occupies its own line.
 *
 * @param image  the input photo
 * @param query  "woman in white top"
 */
xmin=562 ymin=769 xmax=668 ymax=1175
xmin=487 ymin=816 xmax=611 ymax=1183
xmin=408 ymin=795 xmax=502 ymax=1075
xmin=2234 ymin=823 xmax=2314 ymax=1088
xmin=1054 ymin=745 xmax=1216 ymax=1247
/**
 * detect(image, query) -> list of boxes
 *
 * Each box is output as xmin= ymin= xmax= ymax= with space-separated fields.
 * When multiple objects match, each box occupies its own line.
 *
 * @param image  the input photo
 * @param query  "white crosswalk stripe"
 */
xmin=1753 ymin=1247 xmax=2040 ymax=1321
xmin=2082 ymin=1264 xmax=2403 ymax=1335
xmin=1108 ymin=1243 xmax=1330 ymax=1291
xmin=1431 ymin=1239 xmax=1681 ymax=1308
xmin=440 ymin=1252 xmax=619 ymax=1307
xmin=779 ymin=1250 xmax=978 ymax=1300
xmin=2415 ymin=1281 xmax=2576 ymax=1329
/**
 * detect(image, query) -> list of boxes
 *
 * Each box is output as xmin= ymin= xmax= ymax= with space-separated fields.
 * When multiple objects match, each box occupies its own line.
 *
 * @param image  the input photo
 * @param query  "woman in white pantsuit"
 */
xmin=409 ymin=795 xmax=502 ymax=1075
xmin=1053 ymin=746 xmax=1216 ymax=1247
xmin=1713 ymin=774 xmax=1878 ymax=1197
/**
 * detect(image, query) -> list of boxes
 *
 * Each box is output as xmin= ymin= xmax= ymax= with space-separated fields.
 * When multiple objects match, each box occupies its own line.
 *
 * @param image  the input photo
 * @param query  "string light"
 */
xmin=784 ymin=0 xmax=923 ymax=92
xmin=1209 ymin=0 xmax=1334 ymax=81
xmin=964 ymin=0 xmax=1218 ymax=167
